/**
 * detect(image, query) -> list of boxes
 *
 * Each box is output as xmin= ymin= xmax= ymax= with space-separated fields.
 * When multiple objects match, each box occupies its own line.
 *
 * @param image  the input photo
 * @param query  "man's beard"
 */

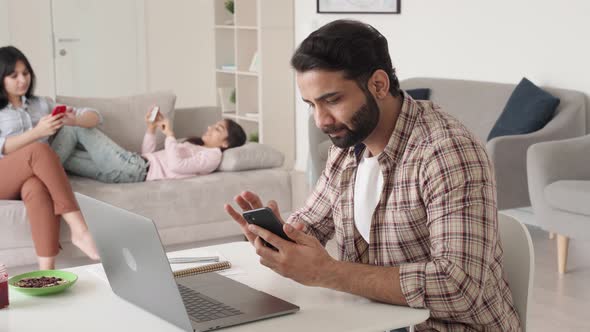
xmin=322 ymin=92 xmax=380 ymax=149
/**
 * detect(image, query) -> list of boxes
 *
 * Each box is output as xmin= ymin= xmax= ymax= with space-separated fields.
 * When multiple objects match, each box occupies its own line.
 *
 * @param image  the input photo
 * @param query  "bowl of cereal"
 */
xmin=8 ymin=270 xmax=77 ymax=296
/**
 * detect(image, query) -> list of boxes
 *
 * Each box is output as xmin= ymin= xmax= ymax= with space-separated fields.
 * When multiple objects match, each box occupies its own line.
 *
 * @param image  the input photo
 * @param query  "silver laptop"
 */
xmin=76 ymin=193 xmax=299 ymax=332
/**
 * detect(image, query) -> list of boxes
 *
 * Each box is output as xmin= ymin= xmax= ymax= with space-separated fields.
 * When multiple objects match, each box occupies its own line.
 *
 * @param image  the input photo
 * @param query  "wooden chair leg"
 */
xmin=557 ymin=234 xmax=569 ymax=274
xmin=549 ymin=232 xmax=555 ymax=240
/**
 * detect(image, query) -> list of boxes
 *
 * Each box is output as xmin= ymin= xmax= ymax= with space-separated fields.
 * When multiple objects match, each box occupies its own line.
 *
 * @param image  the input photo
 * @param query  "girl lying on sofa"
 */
xmin=0 ymin=46 xmax=100 ymax=269
xmin=51 ymin=108 xmax=247 ymax=183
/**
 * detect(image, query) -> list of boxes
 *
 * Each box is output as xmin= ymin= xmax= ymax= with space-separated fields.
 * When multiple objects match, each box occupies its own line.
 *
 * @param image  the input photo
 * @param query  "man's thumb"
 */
xmin=284 ymin=223 xmax=310 ymax=245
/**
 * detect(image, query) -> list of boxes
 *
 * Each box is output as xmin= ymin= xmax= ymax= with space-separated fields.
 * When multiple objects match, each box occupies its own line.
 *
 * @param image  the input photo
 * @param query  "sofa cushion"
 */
xmin=56 ymin=92 xmax=176 ymax=153
xmin=0 ymin=200 xmax=34 ymax=251
xmin=217 ymin=143 xmax=284 ymax=171
xmin=544 ymin=180 xmax=590 ymax=216
xmin=69 ymin=169 xmax=292 ymax=231
xmin=487 ymin=78 xmax=560 ymax=141
xmin=406 ymin=88 xmax=431 ymax=100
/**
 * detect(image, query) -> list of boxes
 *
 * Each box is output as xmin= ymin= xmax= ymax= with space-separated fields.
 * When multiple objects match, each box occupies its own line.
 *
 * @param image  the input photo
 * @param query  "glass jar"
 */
xmin=0 ymin=264 xmax=8 ymax=309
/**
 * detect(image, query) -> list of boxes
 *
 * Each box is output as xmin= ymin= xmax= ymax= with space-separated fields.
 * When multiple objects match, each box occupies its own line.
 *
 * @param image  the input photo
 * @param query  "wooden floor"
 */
xmin=9 ymin=172 xmax=590 ymax=331
xmin=526 ymin=225 xmax=590 ymax=331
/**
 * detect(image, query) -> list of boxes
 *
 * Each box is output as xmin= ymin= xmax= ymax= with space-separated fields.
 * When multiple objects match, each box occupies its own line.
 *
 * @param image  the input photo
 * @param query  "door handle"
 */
xmin=59 ymin=49 xmax=67 ymax=56
xmin=57 ymin=38 xmax=80 ymax=43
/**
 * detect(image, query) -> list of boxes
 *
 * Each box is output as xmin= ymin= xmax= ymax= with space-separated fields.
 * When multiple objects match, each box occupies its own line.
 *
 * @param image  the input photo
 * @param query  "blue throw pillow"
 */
xmin=406 ymin=88 xmax=431 ymax=100
xmin=487 ymin=78 xmax=560 ymax=141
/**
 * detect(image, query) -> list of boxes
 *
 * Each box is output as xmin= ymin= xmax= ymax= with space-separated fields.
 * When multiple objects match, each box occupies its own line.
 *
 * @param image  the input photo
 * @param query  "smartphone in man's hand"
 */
xmin=242 ymin=207 xmax=294 ymax=250
xmin=51 ymin=105 xmax=67 ymax=116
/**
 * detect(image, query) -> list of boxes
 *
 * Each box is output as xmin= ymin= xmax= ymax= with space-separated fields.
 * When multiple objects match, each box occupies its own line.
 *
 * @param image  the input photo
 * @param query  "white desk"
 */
xmin=1 ymin=242 xmax=429 ymax=332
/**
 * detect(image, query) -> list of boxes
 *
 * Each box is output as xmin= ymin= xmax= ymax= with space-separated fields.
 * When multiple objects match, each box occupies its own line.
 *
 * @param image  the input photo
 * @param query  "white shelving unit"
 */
xmin=214 ymin=0 xmax=295 ymax=167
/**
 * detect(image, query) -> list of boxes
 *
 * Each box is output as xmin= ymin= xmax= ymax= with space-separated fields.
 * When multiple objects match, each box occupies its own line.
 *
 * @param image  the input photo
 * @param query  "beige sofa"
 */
xmin=0 ymin=92 xmax=292 ymax=267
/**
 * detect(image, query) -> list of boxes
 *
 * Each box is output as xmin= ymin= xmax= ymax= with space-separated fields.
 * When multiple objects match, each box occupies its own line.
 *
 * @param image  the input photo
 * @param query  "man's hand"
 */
xmin=224 ymin=191 xmax=279 ymax=244
xmin=224 ymin=191 xmax=331 ymax=286
xmin=225 ymin=191 xmax=307 ymax=244
xmin=248 ymin=221 xmax=335 ymax=287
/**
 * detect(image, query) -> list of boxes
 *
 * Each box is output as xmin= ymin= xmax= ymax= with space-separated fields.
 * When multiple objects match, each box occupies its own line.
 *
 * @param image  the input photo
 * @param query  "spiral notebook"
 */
xmin=173 ymin=261 xmax=232 ymax=278
xmin=86 ymin=259 xmax=241 ymax=283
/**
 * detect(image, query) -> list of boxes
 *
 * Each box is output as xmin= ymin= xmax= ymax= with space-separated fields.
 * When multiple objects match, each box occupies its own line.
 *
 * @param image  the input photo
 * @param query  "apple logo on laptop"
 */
xmin=122 ymin=247 xmax=138 ymax=272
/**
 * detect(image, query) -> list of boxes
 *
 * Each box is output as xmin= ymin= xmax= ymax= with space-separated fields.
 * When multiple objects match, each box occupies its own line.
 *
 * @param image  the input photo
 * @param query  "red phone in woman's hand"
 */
xmin=51 ymin=105 xmax=67 ymax=116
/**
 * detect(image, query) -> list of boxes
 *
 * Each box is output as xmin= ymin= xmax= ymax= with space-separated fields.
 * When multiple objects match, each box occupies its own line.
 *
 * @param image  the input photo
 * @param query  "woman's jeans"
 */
xmin=51 ymin=126 xmax=148 ymax=183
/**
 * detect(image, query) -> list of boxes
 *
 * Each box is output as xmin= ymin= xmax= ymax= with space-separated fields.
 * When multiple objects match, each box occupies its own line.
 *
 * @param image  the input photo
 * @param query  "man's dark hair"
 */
xmin=291 ymin=19 xmax=400 ymax=97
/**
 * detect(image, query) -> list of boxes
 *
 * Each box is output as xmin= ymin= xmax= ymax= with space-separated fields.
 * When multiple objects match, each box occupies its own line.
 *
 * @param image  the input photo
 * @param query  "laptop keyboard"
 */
xmin=177 ymin=284 xmax=243 ymax=322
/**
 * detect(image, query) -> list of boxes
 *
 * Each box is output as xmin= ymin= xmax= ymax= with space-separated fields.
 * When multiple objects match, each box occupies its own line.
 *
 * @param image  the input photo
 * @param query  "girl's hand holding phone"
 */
xmin=33 ymin=114 xmax=64 ymax=138
xmin=158 ymin=117 xmax=174 ymax=137
xmin=61 ymin=107 xmax=77 ymax=126
xmin=145 ymin=105 xmax=162 ymax=133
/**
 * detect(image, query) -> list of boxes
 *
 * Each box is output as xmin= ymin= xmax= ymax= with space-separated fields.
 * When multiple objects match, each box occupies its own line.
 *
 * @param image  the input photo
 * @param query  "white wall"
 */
xmin=3 ymin=0 xmax=56 ymax=97
xmin=294 ymin=0 xmax=590 ymax=171
xmin=0 ymin=0 xmax=10 ymax=45
xmin=144 ymin=0 xmax=216 ymax=108
xmin=0 ymin=0 xmax=215 ymax=107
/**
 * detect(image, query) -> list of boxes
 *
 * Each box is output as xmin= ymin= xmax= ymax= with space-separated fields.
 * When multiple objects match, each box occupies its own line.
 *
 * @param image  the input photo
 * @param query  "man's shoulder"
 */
xmin=411 ymin=101 xmax=483 ymax=152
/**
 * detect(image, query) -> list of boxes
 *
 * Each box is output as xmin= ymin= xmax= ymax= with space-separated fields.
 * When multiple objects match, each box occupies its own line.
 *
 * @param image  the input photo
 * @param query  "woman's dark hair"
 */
xmin=0 ymin=46 xmax=36 ymax=109
xmin=290 ymin=19 xmax=400 ymax=97
xmin=185 ymin=119 xmax=247 ymax=151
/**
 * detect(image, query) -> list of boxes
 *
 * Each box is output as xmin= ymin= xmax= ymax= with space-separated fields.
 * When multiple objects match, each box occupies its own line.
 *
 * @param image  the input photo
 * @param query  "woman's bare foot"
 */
xmin=71 ymin=229 xmax=100 ymax=260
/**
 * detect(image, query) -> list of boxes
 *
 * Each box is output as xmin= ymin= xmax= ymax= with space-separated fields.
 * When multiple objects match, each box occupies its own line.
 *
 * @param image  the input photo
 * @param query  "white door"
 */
xmin=51 ymin=0 xmax=146 ymax=97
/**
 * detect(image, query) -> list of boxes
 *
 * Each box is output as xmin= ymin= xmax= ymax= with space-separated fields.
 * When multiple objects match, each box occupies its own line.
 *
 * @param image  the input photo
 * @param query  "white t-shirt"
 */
xmin=354 ymin=149 xmax=384 ymax=243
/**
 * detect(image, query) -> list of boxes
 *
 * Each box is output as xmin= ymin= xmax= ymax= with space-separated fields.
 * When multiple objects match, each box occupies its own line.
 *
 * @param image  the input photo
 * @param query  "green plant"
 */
xmin=224 ymin=0 xmax=234 ymax=14
xmin=249 ymin=131 xmax=259 ymax=143
xmin=229 ymin=88 xmax=236 ymax=104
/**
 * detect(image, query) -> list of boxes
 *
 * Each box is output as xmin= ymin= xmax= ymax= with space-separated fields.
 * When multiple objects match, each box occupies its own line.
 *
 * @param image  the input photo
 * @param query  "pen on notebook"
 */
xmin=169 ymin=256 xmax=220 ymax=264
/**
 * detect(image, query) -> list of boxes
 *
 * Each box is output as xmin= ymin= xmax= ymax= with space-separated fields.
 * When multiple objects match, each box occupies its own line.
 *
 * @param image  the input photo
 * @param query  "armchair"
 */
xmin=527 ymin=135 xmax=590 ymax=273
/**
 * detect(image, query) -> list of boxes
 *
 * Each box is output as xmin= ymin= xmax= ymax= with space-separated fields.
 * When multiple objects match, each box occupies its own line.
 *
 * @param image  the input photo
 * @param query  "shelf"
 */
xmin=214 ymin=0 xmax=294 ymax=167
xmin=215 ymin=25 xmax=235 ymax=30
xmin=236 ymin=71 xmax=258 ymax=77
xmin=215 ymin=69 xmax=258 ymax=77
xmin=214 ymin=25 xmax=257 ymax=31
xmin=222 ymin=113 xmax=259 ymax=123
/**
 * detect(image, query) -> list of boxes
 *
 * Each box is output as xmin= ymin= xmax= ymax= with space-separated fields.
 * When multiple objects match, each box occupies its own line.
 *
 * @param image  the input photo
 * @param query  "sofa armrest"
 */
xmin=528 ymin=134 xmax=590 ymax=194
xmin=527 ymin=135 xmax=590 ymax=224
xmin=173 ymin=106 xmax=221 ymax=139
xmin=486 ymin=106 xmax=586 ymax=209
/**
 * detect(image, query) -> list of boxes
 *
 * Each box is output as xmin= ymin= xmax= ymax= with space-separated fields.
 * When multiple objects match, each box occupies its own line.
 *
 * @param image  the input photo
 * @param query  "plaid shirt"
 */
xmin=288 ymin=93 xmax=521 ymax=331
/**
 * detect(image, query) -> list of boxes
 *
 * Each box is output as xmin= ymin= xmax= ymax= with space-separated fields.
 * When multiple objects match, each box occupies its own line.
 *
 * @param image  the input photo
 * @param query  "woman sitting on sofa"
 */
xmin=0 ymin=46 xmax=100 ymax=269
